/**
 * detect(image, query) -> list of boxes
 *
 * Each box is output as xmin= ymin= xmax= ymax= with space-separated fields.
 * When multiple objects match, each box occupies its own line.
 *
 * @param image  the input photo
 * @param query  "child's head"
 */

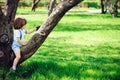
xmin=14 ymin=17 xmax=27 ymax=29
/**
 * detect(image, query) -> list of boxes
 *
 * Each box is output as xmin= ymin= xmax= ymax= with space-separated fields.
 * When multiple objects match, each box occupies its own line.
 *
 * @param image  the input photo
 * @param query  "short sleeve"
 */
xmin=23 ymin=30 xmax=27 ymax=34
xmin=14 ymin=30 xmax=20 ymax=38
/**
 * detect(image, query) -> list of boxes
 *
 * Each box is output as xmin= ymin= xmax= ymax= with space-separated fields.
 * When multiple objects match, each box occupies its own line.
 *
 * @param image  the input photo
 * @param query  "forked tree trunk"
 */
xmin=0 ymin=0 xmax=19 ymax=79
xmin=48 ymin=0 xmax=56 ymax=16
xmin=0 ymin=12 xmax=12 ymax=80
xmin=31 ymin=0 xmax=41 ymax=12
xmin=0 ymin=0 xmax=83 ymax=79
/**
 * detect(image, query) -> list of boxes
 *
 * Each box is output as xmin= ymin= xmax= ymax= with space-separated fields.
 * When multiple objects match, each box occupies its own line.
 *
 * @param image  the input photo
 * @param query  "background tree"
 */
xmin=31 ymin=0 xmax=41 ymax=12
xmin=48 ymin=0 xmax=56 ymax=16
xmin=101 ymin=0 xmax=107 ymax=14
xmin=112 ymin=0 xmax=119 ymax=17
xmin=0 ymin=0 xmax=83 ymax=79
xmin=100 ymin=0 xmax=119 ymax=17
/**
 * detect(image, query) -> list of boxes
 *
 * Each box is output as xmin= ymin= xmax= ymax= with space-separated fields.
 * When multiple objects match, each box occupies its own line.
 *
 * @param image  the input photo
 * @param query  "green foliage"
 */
xmin=19 ymin=2 xmax=31 ymax=7
xmin=18 ymin=0 xmax=101 ymax=8
xmin=0 ymin=2 xmax=5 ymax=4
xmin=18 ymin=0 xmax=50 ymax=7
xmin=6 ymin=8 xmax=120 ymax=80
xmin=83 ymin=2 xmax=100 ymax=8
xmin=78 ymin=0 xmax=100 ymax=8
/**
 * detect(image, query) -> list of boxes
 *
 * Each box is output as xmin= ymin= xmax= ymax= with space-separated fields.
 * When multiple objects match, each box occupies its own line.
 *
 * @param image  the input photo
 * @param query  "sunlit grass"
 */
xmin=17 ymin=7 xmax=48 ymax=14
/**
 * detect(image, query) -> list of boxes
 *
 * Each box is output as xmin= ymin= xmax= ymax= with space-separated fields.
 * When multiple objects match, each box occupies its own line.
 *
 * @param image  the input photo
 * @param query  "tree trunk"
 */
xmin=0 ymin=0 xmax=19 ymax=79
xmin=0 ymin=0 xmax=83 ymax=79
xmin=101 ymin=0 xmax=107 ymax=14
xmin=102 ymin=0 xmax=119 ymax=17
xmin=112 ymin=0 xmax=119 ymax=17
xmin=48 ymin=0 xmax=56 ymax=16
xmin=31 ymin=0 xmax=41 ymax=12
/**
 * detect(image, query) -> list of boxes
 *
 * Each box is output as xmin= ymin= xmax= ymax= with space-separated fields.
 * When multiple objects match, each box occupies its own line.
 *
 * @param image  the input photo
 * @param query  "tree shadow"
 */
xmin=16 ymin=61 xmax=81 ymax=79
xmin=14 ymin=55 xmax=120 ymax=80
xmin=55 ymin=23 xmax=120 ymax=31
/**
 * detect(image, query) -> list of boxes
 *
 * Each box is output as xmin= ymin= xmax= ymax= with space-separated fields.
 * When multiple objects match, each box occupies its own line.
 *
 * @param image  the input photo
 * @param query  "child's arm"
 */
xmin=26 ymin=28 xmax=36 ymax=34
xmin=16 ymin=37 xmax=28 ymax=46
xmin=26 ymin=26 xmax=40 ymax=34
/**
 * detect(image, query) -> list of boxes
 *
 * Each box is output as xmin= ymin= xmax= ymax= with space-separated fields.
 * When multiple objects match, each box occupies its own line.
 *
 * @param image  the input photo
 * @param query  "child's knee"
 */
xmin=16 ymin=55 xmax=21 ymax=59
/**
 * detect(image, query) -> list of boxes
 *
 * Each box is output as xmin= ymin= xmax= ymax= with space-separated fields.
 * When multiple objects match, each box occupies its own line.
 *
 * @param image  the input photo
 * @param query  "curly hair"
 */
xmin=14 ymin=18 xmax=27 ymax=29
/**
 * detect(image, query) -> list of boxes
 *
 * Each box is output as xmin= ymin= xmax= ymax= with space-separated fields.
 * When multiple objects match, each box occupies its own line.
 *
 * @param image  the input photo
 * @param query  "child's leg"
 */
xmin=12 ymin=49 xmax=21 ymax=70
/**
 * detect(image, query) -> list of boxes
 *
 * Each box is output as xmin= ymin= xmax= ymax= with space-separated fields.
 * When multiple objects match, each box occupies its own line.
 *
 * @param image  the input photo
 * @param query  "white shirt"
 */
xmin=14 ymin=29 xmax=27 ymax=41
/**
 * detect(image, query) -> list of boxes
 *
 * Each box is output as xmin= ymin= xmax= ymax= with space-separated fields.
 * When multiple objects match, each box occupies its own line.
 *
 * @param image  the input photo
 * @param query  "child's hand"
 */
xmin=36 ymin=26 xmax=40 ymax=31
xmin=22 ymin=41 xmax=28 ymax=45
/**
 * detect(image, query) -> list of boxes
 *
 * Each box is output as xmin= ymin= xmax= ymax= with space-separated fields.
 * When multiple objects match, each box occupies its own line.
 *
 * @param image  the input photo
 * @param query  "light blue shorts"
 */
xmin=12 ymin=41 xmax=22 ymax=52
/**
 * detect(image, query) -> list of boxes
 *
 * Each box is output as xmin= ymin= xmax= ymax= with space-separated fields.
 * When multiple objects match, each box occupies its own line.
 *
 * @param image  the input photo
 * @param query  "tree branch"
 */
xmin=19 ymin=0 xmax=83 ymax=63
xmin=4 ymin=0 xmax=20 ymax=22
xmin=48 ymin=0 xmax=56 ymax=16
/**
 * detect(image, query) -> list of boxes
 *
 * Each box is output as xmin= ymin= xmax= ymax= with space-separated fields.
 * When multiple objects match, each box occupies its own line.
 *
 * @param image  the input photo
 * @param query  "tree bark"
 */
xmin=101 ymin=0 xmax=119 ymax=17
xmin=112 ymin=0 xmax=119 ymax=17
xmin=101 ymin=0 xmax=107 ymax=14
xmin=0 ymin=0 xmax=83 ymax=79
xmin=0 ymin=0 xmax=19 ymax=79
xmin=5 ymin=0 xmax=20 ymax=22
xmin=48 ymin=0 xmax=56 ymax=16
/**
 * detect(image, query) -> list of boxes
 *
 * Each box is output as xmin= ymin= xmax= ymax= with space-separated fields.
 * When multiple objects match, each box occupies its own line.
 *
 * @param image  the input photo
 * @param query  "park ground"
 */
xmin=7 ymin=8 xmax=120 ymax=80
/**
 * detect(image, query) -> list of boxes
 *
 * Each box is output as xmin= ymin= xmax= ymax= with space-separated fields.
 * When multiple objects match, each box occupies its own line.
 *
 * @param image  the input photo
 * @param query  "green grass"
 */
xmin=17 ymin=7 xmax=48 ymax=14
xmin=7 ymin=8 xmax=120 ymax=80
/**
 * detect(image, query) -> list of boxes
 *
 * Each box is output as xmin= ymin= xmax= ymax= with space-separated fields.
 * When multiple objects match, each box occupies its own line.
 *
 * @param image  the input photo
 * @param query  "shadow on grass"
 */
xmin=7 ymin=32 xmax=120 ymax=79
xmin=66 ymin=13 xmax=96 ymax=18
xmin=13 ymin=57 xmax=120 ymax=80
xmin=16 ymin=61 xmax=81 ymax=79
xmin=66 ymin=12 xmax=120 ymax=18
xmin=55 ymin=23 xmax=120 ymax=31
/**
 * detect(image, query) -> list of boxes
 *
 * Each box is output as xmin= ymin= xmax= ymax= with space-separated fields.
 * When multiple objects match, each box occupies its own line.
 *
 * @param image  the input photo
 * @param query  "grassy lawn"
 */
xmin=17 ymin=7 xmax=48 ymax=14
xmin=9 ymin=8 xmax=120 ymax=80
